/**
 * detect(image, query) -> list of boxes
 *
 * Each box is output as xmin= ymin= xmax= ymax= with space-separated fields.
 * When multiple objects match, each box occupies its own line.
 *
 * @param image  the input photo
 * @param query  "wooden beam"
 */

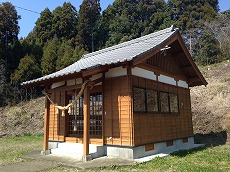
xmin=83 ymin=85 xmax=90 ymax=160
xmin=181 ymin=66 xmax=194 ymax=73
xmin=102 ymin=73 xmax=105 ymax=146
xmin=43 ymin=96 xmax=50 ymax=151
xmin=82 ymin=65 xmax=109 ymax=77
xmin=188 ymin=77 xmax=201 ymax=84
xmin=47 ymin=83 xmax=83 ymax=93
xmin=136 ymin=62 xmax=188 ymax=81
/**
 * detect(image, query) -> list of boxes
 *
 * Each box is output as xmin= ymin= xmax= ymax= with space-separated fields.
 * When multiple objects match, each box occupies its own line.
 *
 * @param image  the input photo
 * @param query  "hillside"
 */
xmin=0 ymin=61 xmax=229 ymax=140
xmin=0 ymin=97 xmax=45 ymax=137
xmin=191 ymin=61 xmax=230 ymax=135
xmin=191 ymin=61 xmax=230 ymax=145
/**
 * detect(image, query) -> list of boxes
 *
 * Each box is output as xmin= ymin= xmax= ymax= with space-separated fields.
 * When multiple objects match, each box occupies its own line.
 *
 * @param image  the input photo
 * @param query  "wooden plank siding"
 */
xmin=48 ymin=91 xmax=65 ymax=142
xmin=131 ymin=76 xmax=193 ymax=146
xmin=104 ymin=75 xmax=133 ymax=146
xmin=47 ymin=50 xmax=193 ymax=147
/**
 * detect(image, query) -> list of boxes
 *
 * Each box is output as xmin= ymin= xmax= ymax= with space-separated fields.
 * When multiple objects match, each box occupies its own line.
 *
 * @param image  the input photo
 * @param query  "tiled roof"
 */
xmin=21 ymin=25 xmax=178 ymax=86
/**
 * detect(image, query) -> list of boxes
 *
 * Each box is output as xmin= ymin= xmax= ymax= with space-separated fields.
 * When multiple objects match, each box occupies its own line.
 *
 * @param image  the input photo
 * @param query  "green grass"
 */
xmin=0 ymin=134 xmax=43 ymax=166
xmin=43 ymin=145 xmax=230 ymax=172
xmin=0 ymin=135 xmax=230 ymax=172
xmin=99 ymin=145 xmax=230 ymax=172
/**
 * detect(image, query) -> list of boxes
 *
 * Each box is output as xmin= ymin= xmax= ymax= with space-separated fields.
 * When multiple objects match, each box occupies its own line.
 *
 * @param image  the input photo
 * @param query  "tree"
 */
xmin=204 ymin=10 xmax=230 ymax=60
xmin=11 ymin=54 xmax=41 ymax=83
xmin=104 ymin=0 xmax=138 ymax=47
xmin=77 ymin=0 xmax=101 ymax=52
xmin=103 ymin=0 xmax=167 ymax=47
xmin=165 ymin=0 xmax=218 ymax=31
xmin=52 ymin=2 xmax=78 ymax=41
xmin=195 ymin=31 xmax=221 ymax=65
xmin=56 ymin=40 xmax=74 ymax=71
xmin=0 ymin=2 xmax=21 ymax=43
xmin=35 ymin=8 xmax=53 ymax=45
xmin=141 ymin=0 xmax=167 ymax=34
xmin=7 ymin=40 xmax=24 ymax=76
xmin=73 ymin=46 xmax=87 ymax=62
xmin=0 ymin=2 xmax=21 ymax=83
xmin=41 ymin=37 xmax=60 ymax=75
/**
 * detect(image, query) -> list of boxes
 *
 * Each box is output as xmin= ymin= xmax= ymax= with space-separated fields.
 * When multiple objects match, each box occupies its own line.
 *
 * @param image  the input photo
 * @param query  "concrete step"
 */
xmin=50 ymin=143 xmax=105 ymax=159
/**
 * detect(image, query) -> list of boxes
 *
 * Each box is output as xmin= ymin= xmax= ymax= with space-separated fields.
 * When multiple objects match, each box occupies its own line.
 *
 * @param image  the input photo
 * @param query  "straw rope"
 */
xmin=43 ymin=79 xmax=91 ymax=117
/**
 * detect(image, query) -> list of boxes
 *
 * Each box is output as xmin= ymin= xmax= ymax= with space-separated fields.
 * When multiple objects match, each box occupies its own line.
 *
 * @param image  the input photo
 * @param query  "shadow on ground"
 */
xmin=194 ymin=131 xmax=227 ymax=146
xmin=170 ymin=131 xmax=228 ymax=158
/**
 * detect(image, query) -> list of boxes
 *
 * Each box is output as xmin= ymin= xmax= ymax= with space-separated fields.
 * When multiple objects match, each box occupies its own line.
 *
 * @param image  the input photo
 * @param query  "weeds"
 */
xmin=0 ymin=134 xmax=43 ymax=166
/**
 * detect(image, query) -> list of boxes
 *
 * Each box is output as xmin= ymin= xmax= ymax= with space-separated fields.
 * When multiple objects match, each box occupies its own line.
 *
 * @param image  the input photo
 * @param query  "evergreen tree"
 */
xmin=165 ymin=0 xmax=219 ymax=30
xmin=73 ymin=46 xmax=88 ymax=62
xmin=52 ymin=2 xmax=78 ymax=40
xmin=56 ymin=40 xmax=74 ymax=71
xmin=35 ymin=8 xmax=53 ymax=45
xmin=11 ymin=54 xmax=41 ymax=83
xmin=77 ymin=0 xmax=101 ymax=52
xmin=103 ymin=0 xmax=167 ymax=47
xmin=41 ymin=36 xmax=60 ymax=75
xmin=140 ymin=0 xmax=167 ymax=34
xmin=0 ymin=2 xmax=21 ymax=83
xmin=195 ymin=31 xmax=221 ymax=65
xmin=7 ymin=40 xmax=24 ymax=76
xmin=104 ymin=0 xmax=137 ymax=47
xmin=97 ymin=5 xmax=113 ymax=48
xmin=0 ymin=2 xmax=21 ymax=43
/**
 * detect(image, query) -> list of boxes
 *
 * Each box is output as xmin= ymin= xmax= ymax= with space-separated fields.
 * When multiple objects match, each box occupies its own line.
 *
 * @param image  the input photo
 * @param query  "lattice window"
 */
xmin=146 ymin=89 xmax=158 ymax=113
xmin=68 ymin=96 xmax=84 ymax=135
xmin=169 ymin=93 xmax=179 ymax=113
xmin=68 ymin=92 xmax=103 ymax=137
xmin=160 ymin=92 xmax=169 ymax=113
xmin=160 ymin=92 xmax=179 ymax=114
xmin=90 ymin=92 xmax=103 ymax=136
xmin=133 ymin=87 xmax=179 ymax=114
xmin=133 ymin=87 xmax=146 ymax=112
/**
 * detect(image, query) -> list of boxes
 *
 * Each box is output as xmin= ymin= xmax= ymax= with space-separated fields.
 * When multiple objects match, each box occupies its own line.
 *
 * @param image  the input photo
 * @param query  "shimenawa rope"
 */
xmin=43 ymin=80 xmax=91 ymax=116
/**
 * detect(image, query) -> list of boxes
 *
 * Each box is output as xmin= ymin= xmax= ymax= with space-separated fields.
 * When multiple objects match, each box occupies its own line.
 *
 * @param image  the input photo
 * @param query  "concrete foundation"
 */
xmin=48 ymin=137 xmax=201 ymax=161
xmin=106 ymin=137 xmax=198 ymax=159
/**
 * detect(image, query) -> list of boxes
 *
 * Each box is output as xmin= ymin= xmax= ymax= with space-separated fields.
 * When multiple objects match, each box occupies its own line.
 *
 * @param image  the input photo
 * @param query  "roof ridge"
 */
xmin=81 ymin=26 xmax=177 ymax=60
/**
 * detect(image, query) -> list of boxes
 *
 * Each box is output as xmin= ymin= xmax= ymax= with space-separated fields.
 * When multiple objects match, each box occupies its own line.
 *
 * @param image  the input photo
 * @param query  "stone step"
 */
xmin=50 ymin=143 xmax=105 ymax=159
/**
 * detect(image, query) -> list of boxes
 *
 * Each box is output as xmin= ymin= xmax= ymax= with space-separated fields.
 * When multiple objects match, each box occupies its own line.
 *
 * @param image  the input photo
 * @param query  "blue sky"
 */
xmin=1 ymin=0 xmax=230 ymax=38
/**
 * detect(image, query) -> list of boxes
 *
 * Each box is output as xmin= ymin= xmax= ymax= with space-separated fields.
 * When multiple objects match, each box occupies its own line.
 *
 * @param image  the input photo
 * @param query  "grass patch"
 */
xmin=0 ymin=134 xmax=43 ymax=166
xmin=93 ymin=145 xmax=230 ymax=172
xmin=0 ymin=135 xmax=229 ymax=172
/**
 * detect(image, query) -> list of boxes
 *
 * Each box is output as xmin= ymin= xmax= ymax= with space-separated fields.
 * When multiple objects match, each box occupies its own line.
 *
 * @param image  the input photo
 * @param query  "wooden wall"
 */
xmin=48 ymin=92 xmax=65 ymax=142
xmin=103 ymin=75 xmax=133 ymax=146
xmin=132 ymin=76 xmax=193 ymax=146
xmin=47 ymin=71 xmax=193 ymax=147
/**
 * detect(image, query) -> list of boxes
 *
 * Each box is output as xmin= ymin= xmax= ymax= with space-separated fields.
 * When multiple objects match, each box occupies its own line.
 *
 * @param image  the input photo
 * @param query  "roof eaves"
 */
xmin=176 ymin=32 xmax=208 ymax=87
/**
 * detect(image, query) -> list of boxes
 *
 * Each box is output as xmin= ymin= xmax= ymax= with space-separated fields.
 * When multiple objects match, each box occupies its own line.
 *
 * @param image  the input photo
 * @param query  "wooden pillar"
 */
xmin=83 ymin=86 xmax=91 ymax=161
xmin=43 ymin=96 xmax=50 ymax=154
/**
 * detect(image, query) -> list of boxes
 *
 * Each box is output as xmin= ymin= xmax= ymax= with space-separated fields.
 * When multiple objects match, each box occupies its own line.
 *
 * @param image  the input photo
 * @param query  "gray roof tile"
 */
xmin=22 ymin=25 xmax=178 ymax=86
